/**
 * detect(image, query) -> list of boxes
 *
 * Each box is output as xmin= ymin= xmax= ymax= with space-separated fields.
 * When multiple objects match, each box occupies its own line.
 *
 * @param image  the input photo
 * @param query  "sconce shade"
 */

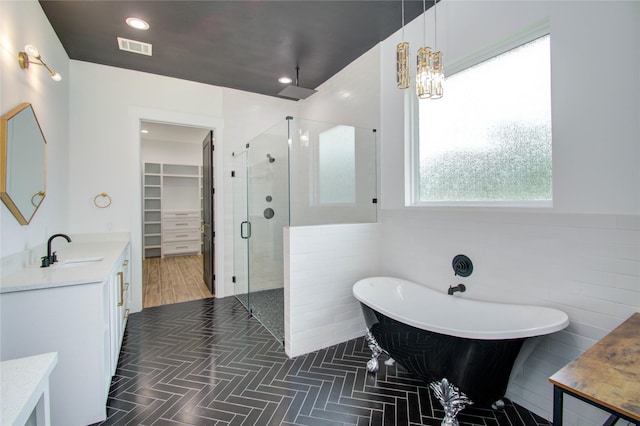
xmin=24 ymin=45 xmax=40 ymax=57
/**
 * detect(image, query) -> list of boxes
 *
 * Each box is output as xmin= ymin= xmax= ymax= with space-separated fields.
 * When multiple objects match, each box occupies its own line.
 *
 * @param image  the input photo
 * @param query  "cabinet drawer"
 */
xmin=163 ymin=230 xmax=200 ymax=242
xmin=162 ymin=241 xmax=201 ymax=255
xmin=162 ymin=218 xmax=200 ymax=230
xmin=163 ymin=211 xmax=200 ymax=219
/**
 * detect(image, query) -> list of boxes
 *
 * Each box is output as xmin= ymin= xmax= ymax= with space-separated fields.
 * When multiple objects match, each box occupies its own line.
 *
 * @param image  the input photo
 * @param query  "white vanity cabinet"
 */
xmin=0 ymin=240 xmax=131 ymax=426
xmin=109 ymin=245 xmax=131 ymax=375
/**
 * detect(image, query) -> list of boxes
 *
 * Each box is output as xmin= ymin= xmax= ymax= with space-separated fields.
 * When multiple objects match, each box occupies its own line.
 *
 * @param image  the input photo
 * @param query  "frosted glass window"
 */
xmin=417 ymin=35 xmax=552 ymax=204
xmin=318 ymin=125 xmax=355 ymax=204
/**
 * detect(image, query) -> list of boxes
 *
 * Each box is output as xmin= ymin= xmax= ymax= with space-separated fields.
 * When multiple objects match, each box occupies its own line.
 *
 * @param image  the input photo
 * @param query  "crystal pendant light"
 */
xmin=416 ymin=0 xmax=433 ymax=99
xmin=416 ymin=47 xmax=433 ymax=98
xmin=396 ymin=0 xmax=409 ymax=89
xmin=397 ymin=42 xmax=410 ymax=89
xmin=430 ymin=0 xmax=444 ymax=99
xmin=431 ymin=51 xmax=444 ymax=99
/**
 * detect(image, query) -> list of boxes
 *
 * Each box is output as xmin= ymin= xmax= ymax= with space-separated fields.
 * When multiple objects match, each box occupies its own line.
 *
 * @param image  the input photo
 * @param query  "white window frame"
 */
xmin=408 ymin=18 xmax=552 ymax=208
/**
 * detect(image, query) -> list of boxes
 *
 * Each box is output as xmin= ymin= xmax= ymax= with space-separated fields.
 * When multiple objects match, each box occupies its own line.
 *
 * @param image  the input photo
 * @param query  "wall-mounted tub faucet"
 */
xmin=41 ymin=233 xmax=72 ymax=267
xmin=448 ymin=284 xmax=466 ymax=295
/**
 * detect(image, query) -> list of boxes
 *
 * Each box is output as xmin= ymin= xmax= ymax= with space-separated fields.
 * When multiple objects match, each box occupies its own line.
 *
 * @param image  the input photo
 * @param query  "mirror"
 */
xmin=1 ymin=103 xmax=47 ymax=225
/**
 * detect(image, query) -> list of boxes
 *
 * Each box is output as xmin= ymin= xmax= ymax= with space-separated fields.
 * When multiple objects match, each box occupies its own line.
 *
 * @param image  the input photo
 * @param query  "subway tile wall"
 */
xmin=284 ymin=223 xmax=381 ymax=358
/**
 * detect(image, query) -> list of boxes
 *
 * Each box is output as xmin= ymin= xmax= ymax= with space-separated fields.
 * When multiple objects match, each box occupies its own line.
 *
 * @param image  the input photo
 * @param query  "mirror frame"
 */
xmin=0 ymin=102 xmax=47 ymax=225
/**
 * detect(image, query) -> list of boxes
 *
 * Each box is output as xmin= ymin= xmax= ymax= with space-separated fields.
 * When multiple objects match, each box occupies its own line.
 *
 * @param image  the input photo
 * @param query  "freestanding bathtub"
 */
xmin=353 ymin=277 xmax=569 ymax=410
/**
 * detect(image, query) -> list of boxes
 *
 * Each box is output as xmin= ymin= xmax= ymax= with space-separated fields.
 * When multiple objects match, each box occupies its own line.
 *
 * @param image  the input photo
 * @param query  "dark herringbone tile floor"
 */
xmin=97 ymin=297 xmax=551 ymax=426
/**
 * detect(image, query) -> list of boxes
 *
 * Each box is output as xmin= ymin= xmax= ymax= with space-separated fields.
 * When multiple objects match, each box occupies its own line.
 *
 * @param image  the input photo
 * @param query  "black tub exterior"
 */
xmin=361 ymin=303 xmax=524 ymax=407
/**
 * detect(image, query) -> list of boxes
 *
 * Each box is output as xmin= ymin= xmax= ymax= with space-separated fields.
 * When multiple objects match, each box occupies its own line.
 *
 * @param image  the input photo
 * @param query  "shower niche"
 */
xmin=232 ymin=117 xmax=377 ymax=345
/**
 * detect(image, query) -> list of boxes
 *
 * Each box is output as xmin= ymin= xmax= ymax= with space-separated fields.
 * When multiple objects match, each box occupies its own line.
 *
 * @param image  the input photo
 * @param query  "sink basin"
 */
xmin=55 ymin=257 xmax=104 ymax=268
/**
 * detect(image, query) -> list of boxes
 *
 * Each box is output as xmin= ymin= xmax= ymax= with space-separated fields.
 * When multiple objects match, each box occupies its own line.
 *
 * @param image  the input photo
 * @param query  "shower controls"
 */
xmin=264 ymin=208 xmax=275 ymax=219
xmin=452 ymin=254 xmax=473 ymax=277
xmin=266 ymin=195 xmax=272 ymax=202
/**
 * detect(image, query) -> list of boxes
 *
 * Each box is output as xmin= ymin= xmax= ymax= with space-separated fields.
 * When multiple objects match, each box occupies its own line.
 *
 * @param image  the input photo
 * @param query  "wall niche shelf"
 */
xmin=143 ymin=162 xmax=202 ymax=258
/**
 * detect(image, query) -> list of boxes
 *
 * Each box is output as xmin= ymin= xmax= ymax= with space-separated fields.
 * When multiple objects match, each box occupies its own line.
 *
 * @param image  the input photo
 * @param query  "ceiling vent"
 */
xmin=117 ymin=37 xmax=152 ymax=56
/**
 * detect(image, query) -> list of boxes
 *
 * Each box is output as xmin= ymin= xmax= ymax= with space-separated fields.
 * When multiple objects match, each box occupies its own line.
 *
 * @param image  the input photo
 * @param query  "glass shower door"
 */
xmin=233 ymin=151 xmax=250 ymax=309
xmin=246 ymin=123 xmax=289 ymax=343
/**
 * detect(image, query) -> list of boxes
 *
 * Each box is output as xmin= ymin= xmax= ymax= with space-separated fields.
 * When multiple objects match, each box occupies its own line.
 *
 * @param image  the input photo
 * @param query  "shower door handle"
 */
xmin=241 ymin=221 xmax=251 ymax=239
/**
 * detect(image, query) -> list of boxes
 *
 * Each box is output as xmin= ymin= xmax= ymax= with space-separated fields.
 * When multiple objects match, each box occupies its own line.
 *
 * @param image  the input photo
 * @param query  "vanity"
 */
xmin=0 ymin=237 xmax=131 ymax=426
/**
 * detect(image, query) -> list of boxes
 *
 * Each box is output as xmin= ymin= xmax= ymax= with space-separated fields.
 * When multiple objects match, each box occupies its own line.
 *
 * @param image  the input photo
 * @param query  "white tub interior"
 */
xmin=353 ymin=277 xmax=569 ymax=340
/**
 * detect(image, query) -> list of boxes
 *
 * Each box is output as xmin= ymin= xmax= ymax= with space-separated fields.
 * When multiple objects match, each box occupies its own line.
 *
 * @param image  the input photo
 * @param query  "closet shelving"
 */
xmin=143 ymin=163 xmax=203 ymax=258
xmin=143 ymin=163 xmax=162 ymax=258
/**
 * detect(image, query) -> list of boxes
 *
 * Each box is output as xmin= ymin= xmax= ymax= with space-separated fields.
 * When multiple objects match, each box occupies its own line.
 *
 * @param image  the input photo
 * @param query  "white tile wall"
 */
xmin=378 ymin=209 xmax=639 ymax=422
xmin=284 ymin=223 xmax=381 ymax=358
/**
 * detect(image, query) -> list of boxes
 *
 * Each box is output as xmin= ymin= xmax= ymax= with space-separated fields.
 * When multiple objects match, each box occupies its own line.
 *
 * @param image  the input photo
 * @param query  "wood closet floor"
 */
xmin=142 ymin=254 xmax=213 ymax=308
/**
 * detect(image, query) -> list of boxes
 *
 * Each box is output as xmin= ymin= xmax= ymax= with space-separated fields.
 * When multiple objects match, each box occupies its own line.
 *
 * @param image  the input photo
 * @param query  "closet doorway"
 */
xmin=140 ymin=121 xmax=215 ymax=308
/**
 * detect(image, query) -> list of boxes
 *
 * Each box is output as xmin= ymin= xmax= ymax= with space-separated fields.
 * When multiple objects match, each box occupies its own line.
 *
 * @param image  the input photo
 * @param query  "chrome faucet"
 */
xmin=447 ymin=283 xmax=466 ymax=295
xmin=41 ymin=233 xmax=72 ymax=267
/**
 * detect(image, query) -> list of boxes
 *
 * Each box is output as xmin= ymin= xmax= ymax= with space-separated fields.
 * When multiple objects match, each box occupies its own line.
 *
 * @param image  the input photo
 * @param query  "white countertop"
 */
xmin=0 ymin=352 xmax=58 ymax=425
xmin=0 ymin=240 xmax=129 ymax=294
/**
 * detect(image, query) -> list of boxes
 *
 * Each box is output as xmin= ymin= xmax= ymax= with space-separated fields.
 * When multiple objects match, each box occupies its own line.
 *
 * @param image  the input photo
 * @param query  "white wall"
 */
xmin=285 ymin=223 xmax=381 ymax=358
xmin=298 ymin=45 xmax=381 ymax=130
xmin=0 ymin=0 xmax=70 ymax=266
xmin=68 ymin=61 xmax=225 ymax=311
xmin=69 ymin=62 xmax=296 ymax=308
xmin=381 ymin=1 xmax=640 ymax=214
xmin=141 ymin=139 xmax=201 ymax=166
xmin=378 ymin=1 xmax=640 ymax=423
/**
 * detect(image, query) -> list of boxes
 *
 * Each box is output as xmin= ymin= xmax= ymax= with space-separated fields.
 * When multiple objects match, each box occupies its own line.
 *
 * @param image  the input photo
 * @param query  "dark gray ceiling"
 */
xmin=39 ymin=1 xmax=427 ymax=100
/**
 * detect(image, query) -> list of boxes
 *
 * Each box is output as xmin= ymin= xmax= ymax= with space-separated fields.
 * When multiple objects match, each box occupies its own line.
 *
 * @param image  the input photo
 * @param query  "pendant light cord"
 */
xmin=434 ymin=0 xmax=438 ymax=50
xmin=401 ymin=0 xmax=405 ymax=40
xmin=422 ymin=0 xmax=426 ymax=45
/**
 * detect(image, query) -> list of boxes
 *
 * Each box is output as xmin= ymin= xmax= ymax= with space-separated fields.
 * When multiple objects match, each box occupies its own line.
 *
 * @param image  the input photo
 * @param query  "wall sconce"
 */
xmin=18 ymin=45 xmax=62 ymax=81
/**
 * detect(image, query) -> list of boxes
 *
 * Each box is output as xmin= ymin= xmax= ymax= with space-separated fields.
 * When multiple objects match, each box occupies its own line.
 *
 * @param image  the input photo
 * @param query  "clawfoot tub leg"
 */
xmin=430 ymin=378 xmax=473 ymax=426
xmin=364 ymin=329 xmax=383 ymax=372
xmin=491 ymin=399 xmax=505 ymax=410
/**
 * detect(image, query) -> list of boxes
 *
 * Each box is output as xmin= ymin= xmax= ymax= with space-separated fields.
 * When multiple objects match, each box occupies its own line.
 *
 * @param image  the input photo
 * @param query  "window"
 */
xmin=318 ymin=125 xmax=355 ymax=204
xmin=414 ymin=34 xmax=552 ymax=205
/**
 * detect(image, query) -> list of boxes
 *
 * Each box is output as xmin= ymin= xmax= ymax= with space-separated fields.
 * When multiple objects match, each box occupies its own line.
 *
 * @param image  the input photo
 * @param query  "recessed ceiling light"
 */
xmin=278 ymin=77 xmax=293 ymax=84
xmin=141 ymin=129 xmax=149 ymax=134
xmin=126 ymin=17 xmax=149 ymax=30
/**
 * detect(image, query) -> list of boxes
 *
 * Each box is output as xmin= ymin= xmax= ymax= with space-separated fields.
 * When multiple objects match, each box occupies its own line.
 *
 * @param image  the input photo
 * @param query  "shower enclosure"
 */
xmin=233 ymin=117 xmax=377 ymax=344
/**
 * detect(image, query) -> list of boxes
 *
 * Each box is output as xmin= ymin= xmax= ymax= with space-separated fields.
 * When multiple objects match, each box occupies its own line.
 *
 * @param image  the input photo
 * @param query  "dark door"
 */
xmin=202 ymin=130 xmax=215 ymax=294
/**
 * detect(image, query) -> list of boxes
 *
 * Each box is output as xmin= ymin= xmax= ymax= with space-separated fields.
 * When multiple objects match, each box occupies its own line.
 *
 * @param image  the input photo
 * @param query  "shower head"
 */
xmin=267 ymin=153 xmax=275 ymax=163
xmin=277 ymin=66 xmax=317 ymax=100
